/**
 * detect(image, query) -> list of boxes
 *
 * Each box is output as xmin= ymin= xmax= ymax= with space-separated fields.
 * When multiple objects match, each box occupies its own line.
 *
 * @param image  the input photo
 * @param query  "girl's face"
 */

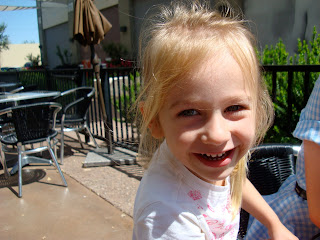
xmin=151 ymin=51 xmax=256 ymax=186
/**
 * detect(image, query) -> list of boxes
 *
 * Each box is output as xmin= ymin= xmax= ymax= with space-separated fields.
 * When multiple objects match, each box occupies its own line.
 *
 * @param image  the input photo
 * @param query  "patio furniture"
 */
xmin=0 ymin=91 xmax=61 ymax=159
xmin=53 ymin=87 xmax=98 ymax=164
xmin=0 ymin=102 xmax=68 ymax=197
xmin=0 ymin=91 xmax=61 ymax=106
xmin=0 ymin=82 xmax=22 ymax=93
xmin=9 ymin=84 xmax=38 ymax=94
xmin=237 ymin=143 xmax=300 ymax=239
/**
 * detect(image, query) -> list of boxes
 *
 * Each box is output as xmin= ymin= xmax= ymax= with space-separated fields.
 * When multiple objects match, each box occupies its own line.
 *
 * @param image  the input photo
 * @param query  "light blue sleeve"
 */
xmin=293 ymin=77 xmax=320 ymax=145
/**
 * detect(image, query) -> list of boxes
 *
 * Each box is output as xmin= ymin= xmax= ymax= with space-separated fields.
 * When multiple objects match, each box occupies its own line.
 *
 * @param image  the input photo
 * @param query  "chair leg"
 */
xmin=85 ymin=125 xmax=99 ymax=148
xmin=18 ymin=144 xmax=23 ymax=198
xmin=75 ymin=131 xmax=85 ymax=148
xmin=0 ymin=142 xmax=10 ymax=179
xmin=48 ymin=140 xmax=67 ymax=187
xmin=60 ymin=127 xmax=64 ymax=165
xmin=53 ymin=138 xmax=57 ymax=161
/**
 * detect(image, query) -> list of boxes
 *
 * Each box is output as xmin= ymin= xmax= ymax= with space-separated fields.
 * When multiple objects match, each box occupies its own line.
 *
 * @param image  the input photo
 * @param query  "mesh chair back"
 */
xmin=54 ymin=87 xmax=94 ymax=121
xmin=10 ymin=102 xmax=61 ymax=143
xmin=248 ymin=144 xmax=296 ymax=195
xmin=238 ymin=144 xmax=298 ymax=238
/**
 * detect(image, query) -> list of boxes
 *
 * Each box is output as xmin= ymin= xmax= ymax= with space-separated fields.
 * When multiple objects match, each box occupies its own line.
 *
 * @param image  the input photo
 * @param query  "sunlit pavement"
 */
xmin=0 ymin=132 xmax=141 ymax=240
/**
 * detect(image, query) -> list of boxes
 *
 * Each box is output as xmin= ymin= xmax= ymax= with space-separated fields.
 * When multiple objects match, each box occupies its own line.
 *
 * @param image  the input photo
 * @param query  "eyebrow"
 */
xmin=169 ymin=95 xmax=252 ymax=110
xmin=168 ymin=99 xmax=199 ymax=110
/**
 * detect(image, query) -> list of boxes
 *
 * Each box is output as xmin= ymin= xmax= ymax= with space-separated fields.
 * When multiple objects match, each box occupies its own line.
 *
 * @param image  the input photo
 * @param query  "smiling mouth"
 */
xmin=198 ymin=150 xmax=232 ymax=161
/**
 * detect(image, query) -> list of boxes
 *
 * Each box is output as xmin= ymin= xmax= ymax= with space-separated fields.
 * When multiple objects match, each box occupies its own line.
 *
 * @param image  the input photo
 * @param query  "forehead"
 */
xmin=164 ymin=52 xmax=253 ymax=108
xmin=176 ymin=52 xmax=250 ymax=94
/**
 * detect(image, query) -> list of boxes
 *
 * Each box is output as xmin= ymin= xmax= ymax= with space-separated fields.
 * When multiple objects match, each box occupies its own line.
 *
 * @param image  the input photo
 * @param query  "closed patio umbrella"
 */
xmin=73 ymin=0 xmax=112 ymax=46
xmin=73 ymin=0 xmax=113 ymax=153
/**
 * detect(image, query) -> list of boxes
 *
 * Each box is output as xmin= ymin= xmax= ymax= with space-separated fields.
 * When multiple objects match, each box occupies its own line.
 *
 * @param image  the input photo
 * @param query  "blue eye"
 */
xmin=225 ymin=105 xmax=243 ymax=112
xmin=179 ymin=109 xmax=199 ymax=117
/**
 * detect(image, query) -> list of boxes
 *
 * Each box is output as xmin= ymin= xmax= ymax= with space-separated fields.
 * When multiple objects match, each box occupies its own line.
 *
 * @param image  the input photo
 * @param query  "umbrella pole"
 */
xmin=91 ymin=44 xmax=113 ymax=154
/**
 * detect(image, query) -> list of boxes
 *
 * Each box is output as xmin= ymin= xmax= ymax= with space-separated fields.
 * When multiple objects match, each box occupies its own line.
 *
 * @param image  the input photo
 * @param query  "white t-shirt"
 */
xmin=133 ymin=141 xmax=239 ymax=240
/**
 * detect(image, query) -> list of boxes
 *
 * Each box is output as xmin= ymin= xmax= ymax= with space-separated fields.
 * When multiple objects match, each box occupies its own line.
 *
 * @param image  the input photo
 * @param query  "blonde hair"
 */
xmin=136 ymin=1 xmax=274 ymax=215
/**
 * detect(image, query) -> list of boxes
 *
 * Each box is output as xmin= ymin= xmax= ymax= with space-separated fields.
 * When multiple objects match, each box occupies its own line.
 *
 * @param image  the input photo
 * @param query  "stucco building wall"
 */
xmin=37 ymin=0 xmax=320 ymax=69
xmin=0 ymin=44 xmax=41 ymax=68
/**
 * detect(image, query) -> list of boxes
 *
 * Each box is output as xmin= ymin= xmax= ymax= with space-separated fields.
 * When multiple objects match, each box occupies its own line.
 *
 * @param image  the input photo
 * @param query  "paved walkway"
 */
xmin=0 ymin=133 xmax=142 ymax=239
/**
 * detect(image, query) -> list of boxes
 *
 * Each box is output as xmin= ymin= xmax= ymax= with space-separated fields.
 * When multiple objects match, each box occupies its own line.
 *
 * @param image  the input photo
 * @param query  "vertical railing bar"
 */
xmin=116 ymin=69 xmax=122 ymax=143
xmin=91 ymin=70 xmax=99 ymax=136
xmin=84 ymin=69 xmax=95 ymax=136
xmin=118 ymin=69 xmax=124 ymax=143
xmin=94 ymin=69 xmax=103 ymax=137
xmin=98 ymin=67 xmax=104 ymax=137
xmin=304 ymin=71 xmax=310 ymax=107
xmin=111 ymin=69 xmax=118 ymax=143
xmin=94 ymin=67 xmax=101 ymax=137
xmin=128 ymin=70 xmax=134 ymax=143
xmin=123 ymin=70 xmax=129 ymax=144
xmin=136 ymin=69 xmax=141 ymax=145
xmin=132 ymin=69 xmax=139 ymax=145
xmin=272 ymin=70 xmax=277 ymax=102
xmin=287 ymin=70 xmax=293 ymax=133
xmin=104 ymin=70 xmax=114 ymax=151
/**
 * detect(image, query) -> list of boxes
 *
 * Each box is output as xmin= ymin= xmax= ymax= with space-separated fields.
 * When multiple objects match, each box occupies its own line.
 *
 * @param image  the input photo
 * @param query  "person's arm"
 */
xmin=242 ymin=178 xmax=298 ymax=240
xmin=304 ymin=140 xmax=320 ymax=227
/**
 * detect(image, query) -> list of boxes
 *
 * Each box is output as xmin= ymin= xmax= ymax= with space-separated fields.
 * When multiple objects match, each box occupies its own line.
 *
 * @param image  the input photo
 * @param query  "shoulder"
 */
xmin=133 ymin=163 xmax=185 ymax=218
xmin=134 ymin=144 xmax=185 ymax=212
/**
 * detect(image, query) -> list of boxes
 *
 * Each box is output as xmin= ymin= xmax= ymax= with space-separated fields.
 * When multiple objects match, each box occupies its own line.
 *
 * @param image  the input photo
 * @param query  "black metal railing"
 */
xmin=1 ymin=64 xmax=319 ymax=150
xmin=102 ymin=67 xmax=141 ymax=151
xmin=262 ymin=65 xmax=320 ymax=143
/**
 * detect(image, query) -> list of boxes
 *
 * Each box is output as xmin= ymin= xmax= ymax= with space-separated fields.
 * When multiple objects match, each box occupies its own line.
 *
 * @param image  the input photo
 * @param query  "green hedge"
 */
xmin=259 ymin=27 xmax=320 ymax=143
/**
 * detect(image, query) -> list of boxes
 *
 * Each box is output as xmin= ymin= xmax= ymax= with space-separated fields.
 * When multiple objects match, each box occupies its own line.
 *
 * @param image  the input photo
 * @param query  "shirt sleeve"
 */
xmin=293 ymin=77 xmax=320 ymax=145
xmin=133 ymin=202 xmax=205 ymax=240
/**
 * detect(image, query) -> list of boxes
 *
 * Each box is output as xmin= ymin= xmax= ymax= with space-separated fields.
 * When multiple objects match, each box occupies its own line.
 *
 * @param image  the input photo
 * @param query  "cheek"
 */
xmin=242 ymin=118 xmax=256 ymax=144
xmin=235 ymin=115 xmax=256 ymax=140
xmin=161 ymin=119 xmax=197 ymax=140
xmin=170 ymin=129 xmax=198 ymax=144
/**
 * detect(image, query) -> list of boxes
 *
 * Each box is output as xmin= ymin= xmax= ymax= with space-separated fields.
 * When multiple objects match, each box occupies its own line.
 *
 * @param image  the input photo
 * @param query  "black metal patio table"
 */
xmin=0 ymin=90 xmax=60 ymax=106
xmin=0 ymin=82 xmax=21 ymax=93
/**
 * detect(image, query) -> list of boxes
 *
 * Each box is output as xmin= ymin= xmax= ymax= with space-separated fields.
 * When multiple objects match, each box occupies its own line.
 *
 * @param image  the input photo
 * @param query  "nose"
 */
xmin=200 ymin=113 xmax=230 ymax=145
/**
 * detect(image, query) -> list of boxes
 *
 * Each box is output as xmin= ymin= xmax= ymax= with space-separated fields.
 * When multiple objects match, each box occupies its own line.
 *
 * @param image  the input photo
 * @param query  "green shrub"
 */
xmin=102 ymin=42 xmax=129 ymax=67
xmin=114 ymin=71 xmax=140 ymax=123
xmin=260 ymin=27 xmax=320 ymax=144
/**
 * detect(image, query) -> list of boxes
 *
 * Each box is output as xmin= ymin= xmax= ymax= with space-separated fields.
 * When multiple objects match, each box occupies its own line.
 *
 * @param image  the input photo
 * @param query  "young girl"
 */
xmin=133 ymin=1 xmax=298 ymax=239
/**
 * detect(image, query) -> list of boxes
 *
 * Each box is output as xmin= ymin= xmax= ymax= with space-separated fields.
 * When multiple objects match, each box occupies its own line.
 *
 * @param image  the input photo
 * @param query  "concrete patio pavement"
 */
xmin=0 ymin=132 xmax=143 ymax=239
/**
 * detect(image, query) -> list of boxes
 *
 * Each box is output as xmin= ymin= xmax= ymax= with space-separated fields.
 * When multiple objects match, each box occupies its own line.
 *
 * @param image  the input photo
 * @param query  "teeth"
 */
xmin=208 ymin=153 xmax=224 ymax=158
xmin=202 ymin=152 xmax=226 ymax=160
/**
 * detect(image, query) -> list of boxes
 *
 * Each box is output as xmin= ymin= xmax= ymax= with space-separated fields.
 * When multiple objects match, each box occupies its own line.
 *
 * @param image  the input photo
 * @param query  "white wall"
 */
xmin=244 ymin=0 xmax=320 ymax=54
xmin=41 ymin=1 xmax=68 ymax=29
xmin=40 ymin=0 xmax=118 ymax=30
xmin=0 ymin=44 xmax=41 ymax=68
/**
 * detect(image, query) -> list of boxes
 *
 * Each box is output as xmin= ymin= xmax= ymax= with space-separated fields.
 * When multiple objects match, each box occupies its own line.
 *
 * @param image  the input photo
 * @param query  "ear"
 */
xmin=139 ymin=102 xmax=164 ymax=139
xmin=149 ymin=117 xmax=164 ymax=139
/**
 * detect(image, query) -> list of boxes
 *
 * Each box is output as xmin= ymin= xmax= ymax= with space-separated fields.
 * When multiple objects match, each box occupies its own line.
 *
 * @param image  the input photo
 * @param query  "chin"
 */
xmin=209 ymin=168 xmax=235 ymax=182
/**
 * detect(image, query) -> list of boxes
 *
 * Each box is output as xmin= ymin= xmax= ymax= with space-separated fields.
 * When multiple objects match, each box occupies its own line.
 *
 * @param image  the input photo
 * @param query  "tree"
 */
xmin=0 ymin=23 xmax=9 ymax=52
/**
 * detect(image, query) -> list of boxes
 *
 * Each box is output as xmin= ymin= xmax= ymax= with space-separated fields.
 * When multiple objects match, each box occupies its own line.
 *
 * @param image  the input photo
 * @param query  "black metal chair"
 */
xmin=0 ymin=102 xmax=68 ymax=197
xmin=0 ymin=101 xmax=17 ymax=178
xmin=53 ymin=87 xmax=98 ymax=164
xmin=237 ymin=143 xmax=300 ymax=239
